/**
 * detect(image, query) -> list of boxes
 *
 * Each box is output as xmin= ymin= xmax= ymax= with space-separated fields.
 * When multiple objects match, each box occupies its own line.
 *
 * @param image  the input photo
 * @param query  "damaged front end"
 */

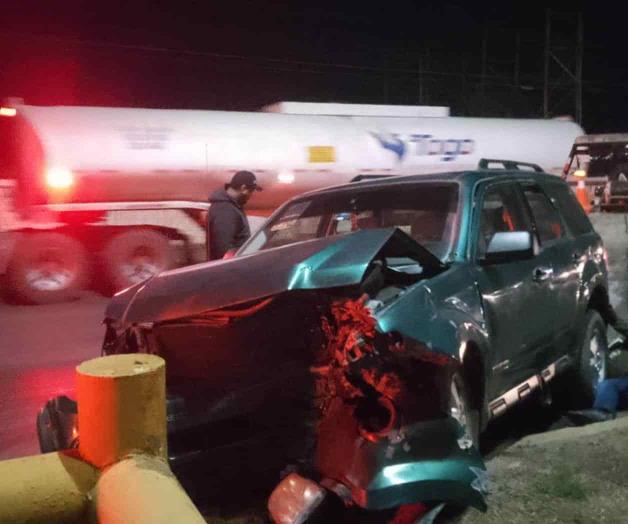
xmin=306 ymin=294 xmax=487 ymax=516
xmin=40 ymin=228 xmax=487 ymax=514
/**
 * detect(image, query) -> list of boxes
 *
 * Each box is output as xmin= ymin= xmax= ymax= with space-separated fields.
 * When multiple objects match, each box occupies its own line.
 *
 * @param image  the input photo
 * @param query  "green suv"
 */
xmin=38 ymin=160 xmax=611 ymax=517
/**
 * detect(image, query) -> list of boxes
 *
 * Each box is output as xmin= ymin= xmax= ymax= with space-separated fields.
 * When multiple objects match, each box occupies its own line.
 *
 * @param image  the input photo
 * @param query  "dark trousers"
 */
xmin=594 ymin=378 xmax=628 ymax=415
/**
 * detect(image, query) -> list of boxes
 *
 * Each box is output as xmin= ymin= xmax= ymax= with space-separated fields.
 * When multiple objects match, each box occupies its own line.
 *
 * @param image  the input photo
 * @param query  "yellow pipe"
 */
xmin=91 ymin=455 xmax=206 ymax=524
xmin=0 ymin=451 xmax=98 ymax=524
xmin=76 ymin=354 xmax=168 ymax=469
xmin=0 ymin=354 xmax=205 ymax=523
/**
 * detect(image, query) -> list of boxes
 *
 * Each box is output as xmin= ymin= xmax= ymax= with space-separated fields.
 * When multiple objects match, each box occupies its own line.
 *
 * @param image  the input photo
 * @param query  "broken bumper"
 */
xmin=317 ymin=402 xmax=488 ymax=511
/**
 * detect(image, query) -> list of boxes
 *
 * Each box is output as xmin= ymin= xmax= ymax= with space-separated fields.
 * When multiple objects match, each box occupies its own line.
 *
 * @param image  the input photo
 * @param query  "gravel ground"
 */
xmin=455 ymin=414 xmax=628 ymax=524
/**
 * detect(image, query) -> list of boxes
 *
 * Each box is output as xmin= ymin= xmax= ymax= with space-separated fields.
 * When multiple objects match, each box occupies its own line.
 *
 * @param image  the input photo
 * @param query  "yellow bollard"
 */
xmin=91 ymin=455 xmax=207 ymax=524
xmin=77 ymin=354 xmax=167 ymax=469
xmin=0 ymin=451 xmax=98 ymax=523
xmin=0 ymin=354 xmax=206 ymax=523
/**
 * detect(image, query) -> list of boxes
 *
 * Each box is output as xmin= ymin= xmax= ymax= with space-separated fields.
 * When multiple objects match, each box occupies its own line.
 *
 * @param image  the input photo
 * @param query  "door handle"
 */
xmin=533 ymin=266 xmax=553 ymax=282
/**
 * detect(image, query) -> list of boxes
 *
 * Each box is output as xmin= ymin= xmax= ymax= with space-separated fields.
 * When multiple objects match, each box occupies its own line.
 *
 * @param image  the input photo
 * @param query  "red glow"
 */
xmin=46 ymin=167 xmax=75 ymax=189
xmin=390 ymin=503 xmax=430 ymax=524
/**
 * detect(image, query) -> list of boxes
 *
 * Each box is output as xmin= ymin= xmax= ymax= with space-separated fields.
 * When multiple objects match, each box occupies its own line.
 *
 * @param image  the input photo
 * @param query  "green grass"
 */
xmin=534 ymin=467 xmax=588 ymax=501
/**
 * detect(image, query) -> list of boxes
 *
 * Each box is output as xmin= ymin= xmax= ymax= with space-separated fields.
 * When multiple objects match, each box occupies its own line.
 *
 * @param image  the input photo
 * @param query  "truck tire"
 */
xmin=6 ymin=232 xmax=89 ymax=304
xmin=102 ymin=229 xmax=174 ymax=292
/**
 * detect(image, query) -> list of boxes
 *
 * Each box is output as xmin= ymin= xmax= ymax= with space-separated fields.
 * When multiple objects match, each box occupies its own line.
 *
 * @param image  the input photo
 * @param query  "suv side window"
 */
xmin=521 ymin=185 xmax=564 ymax=245
xmin=543 ymin=182 xmax=593 ymax=236
xmin=477 ymin=183 xmax=532 ymax=259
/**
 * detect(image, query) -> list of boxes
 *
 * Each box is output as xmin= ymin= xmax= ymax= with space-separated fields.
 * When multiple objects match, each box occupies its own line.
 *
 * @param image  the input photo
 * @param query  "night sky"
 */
xmin=1 ymin=0 xmax=626 ymax=132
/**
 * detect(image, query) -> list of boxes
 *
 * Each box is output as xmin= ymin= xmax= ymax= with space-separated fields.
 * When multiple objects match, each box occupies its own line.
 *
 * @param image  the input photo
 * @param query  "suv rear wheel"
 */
xmin=569 ymin=310 xmax=609 ymax=407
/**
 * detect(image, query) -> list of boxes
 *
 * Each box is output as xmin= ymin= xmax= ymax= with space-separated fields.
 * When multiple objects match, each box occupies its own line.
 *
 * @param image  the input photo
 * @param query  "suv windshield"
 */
xmin=240 ymin=182 xmax=460 ymax=260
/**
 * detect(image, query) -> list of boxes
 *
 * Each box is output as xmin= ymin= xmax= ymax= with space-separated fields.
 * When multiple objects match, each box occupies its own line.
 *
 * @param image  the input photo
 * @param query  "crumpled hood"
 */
xmin=106 ymin=228 xmax=443 ymax=325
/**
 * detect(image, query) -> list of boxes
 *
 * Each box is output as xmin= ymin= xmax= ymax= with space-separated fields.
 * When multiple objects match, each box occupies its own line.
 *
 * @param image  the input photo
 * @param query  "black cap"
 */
xmin=228 ymin=170 xmax=263 ymax=191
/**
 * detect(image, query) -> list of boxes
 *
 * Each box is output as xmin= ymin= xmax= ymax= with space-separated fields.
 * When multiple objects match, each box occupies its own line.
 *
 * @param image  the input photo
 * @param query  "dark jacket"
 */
xmin=207 ymin=188 xmax=251 ymax=260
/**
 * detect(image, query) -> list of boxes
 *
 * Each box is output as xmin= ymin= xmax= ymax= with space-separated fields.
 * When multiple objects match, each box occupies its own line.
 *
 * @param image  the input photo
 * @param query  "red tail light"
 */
xmin=45 ymin=167 xmax=74 ymax=189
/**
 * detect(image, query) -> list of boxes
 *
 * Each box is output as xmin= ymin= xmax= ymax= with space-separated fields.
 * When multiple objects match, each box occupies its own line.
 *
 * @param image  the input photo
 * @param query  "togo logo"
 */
xmin=371 ymin=131 xmax=475 ymax=162
xmin=122 ymin=127 xmax=172 ymax=150
xmin=370 ymin=132 xmax=407 ymax=161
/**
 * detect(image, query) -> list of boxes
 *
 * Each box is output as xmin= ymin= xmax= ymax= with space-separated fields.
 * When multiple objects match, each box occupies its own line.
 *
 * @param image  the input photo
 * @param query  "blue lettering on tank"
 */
xmin=372 ymin=131 xmax=475 ymax=162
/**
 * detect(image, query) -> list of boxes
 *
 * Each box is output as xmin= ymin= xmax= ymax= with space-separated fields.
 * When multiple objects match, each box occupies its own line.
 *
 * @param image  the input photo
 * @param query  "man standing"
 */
xmin=207 ymin=170 xmax=262 ymax=260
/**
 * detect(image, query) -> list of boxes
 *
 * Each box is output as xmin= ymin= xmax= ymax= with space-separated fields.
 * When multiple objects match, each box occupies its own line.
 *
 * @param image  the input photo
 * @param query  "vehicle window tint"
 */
xmin=543 ymin=182 xmax=593 ymax=236
xmin=242 ymin=183 xmax=460 ymax=260
xmin=477 ymin=184 xmax=531 ymax=258
xmin=266 ymin=214 xmax=323 ymax=245
xmin=522 ymin=185 xmax=564 ymax=244
xmin=327 ymin=204 xmax=457 ymax=248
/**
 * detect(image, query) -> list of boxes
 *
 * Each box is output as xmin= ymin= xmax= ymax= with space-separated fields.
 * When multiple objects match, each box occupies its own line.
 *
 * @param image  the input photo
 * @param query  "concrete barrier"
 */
xmin=91 ymin=455 xmax=206 ymax=524
xmin=0 ymin=354 xmax=207 ymax=523
xmin=0 ymin=451 xmax=97 ymax=523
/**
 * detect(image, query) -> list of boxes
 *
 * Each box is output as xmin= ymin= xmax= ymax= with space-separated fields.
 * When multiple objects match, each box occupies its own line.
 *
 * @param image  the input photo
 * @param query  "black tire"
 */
xmin=570 ymin=310 xmax=609 ymax=407
xmin=448 ymin=370 xmax=481 ymax=449
xmin=101 ymin=229 xmax=174 ymax=292
xmin=36 ymin=406 xmax=60 ymax=453
xmin=6 ymin=232 xmax=89 ymax=304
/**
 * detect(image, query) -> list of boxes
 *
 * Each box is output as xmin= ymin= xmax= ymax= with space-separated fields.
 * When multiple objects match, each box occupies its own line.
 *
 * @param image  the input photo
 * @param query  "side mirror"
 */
xmin=482 ymin=231 xmax=534 ymax=265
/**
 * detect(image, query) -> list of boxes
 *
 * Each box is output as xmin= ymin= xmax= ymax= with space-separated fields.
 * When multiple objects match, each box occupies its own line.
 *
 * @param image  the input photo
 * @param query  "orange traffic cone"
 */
xmin=575 ymin=178 xmax=591 ymax=214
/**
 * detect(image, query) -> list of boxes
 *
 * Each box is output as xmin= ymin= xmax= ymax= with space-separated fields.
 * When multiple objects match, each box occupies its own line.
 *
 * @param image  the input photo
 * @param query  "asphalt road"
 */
xmin=1 ymin=214 xmax=627 ymax=465
xmin=0 ymin=292 xmax=108 ymax=460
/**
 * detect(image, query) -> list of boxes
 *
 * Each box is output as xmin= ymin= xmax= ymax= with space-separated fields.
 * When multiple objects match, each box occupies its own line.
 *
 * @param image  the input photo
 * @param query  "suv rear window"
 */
xmin=543 ymin=182 xmax=593 ymax=236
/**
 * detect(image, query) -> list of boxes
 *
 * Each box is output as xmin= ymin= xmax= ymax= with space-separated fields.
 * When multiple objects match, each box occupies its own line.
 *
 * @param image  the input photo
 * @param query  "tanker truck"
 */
xmin=0 ymin=100 xmax=583 ymax=304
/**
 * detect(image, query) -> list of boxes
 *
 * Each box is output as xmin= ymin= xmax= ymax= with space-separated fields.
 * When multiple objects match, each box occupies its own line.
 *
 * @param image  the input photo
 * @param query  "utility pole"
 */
xmin=544 ymin=9 xmax=550 ymax=117
xmin=576 ymin=12 xmax=584 ymax=125
xmin=514 ymin=32 xmax=521 ymax=89
xmin=543 ymin=9 xmax=584 ymax=123
xmin=480 ymin=23 xmax=488 ymax=114
xmin=418 ymin=51 xmax=423 ymax=104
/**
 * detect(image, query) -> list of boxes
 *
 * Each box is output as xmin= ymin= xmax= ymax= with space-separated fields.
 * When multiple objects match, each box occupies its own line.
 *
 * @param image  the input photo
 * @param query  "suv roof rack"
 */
xmin=350 ymin=174 xmax=396 ymax=182
xmin=478 ymin=158 xmax=544 ymax=173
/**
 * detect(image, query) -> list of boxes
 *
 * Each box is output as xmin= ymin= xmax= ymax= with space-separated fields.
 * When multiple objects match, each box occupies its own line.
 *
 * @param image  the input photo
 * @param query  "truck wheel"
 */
xmin=102 ymin=229 xmax=174 ymax=292
xmin=570 ymin=310 xmax=609 ymax=407
xmin=6 ymin=233 xmax=89 ymax=304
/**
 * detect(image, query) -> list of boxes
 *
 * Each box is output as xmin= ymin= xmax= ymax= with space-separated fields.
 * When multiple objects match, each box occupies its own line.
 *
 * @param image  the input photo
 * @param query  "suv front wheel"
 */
xmin=448 ymin=371 xmax=480 ymax=449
